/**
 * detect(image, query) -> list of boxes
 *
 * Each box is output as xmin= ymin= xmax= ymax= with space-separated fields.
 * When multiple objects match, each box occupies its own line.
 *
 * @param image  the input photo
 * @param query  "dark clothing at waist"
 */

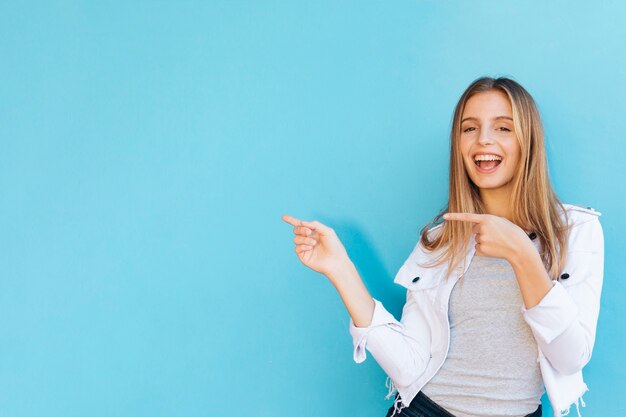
xmin=385 ymin=391 xmax=542 ymax=417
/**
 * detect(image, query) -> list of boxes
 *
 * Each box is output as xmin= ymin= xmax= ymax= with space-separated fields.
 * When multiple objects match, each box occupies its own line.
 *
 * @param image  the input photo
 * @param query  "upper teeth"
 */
xmin=474 ymin=154 xmax=502 ymax=162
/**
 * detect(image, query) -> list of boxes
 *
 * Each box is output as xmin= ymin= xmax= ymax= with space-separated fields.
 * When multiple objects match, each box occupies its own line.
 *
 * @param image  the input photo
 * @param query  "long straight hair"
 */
xmin=420 ymin=76 xmax=569 ymax=280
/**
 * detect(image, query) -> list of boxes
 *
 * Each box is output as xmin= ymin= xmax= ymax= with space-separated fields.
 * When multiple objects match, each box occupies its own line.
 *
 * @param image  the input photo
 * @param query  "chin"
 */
xmin=473 ymin=177 xmax=514 ymax=191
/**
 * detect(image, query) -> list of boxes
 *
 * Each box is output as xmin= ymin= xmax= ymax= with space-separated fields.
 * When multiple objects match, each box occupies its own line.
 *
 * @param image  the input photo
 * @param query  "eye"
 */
xmin=497 ymin=126 xmax=511 ymax=132
xmin=462 ymin=126 xmax=476 ymax=133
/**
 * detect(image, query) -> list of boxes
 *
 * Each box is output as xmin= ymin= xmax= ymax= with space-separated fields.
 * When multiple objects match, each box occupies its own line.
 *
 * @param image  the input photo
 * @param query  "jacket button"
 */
xmin=528 ymin=232 xmax=537 ymax=240
xmin=560 ymin=273 xmax=570 ymax=280
xmin=412 ymin=276 xmax=421 ymax=283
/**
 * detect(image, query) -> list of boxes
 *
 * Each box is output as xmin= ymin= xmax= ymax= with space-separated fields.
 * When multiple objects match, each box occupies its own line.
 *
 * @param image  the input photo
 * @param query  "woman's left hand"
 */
xmin=443 ymin=212 xmax=535 ymax=262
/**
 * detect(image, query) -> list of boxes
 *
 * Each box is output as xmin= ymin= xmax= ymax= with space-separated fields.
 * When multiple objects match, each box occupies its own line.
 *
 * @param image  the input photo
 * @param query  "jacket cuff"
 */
xmin=521 ymin=280 xmax=579 ymax=344
xmin=349 ymin=298 xmax=401 ymax=363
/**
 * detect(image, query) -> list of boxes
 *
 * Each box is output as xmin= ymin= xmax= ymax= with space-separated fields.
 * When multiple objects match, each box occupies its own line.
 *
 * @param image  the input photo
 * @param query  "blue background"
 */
xmin=1 ymin=1 xmax=624 ymax=416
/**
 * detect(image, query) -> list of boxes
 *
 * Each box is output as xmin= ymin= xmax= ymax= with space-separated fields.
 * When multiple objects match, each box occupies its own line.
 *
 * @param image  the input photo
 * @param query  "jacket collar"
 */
xmin=394 ymin=227 xmax=477 ymax=290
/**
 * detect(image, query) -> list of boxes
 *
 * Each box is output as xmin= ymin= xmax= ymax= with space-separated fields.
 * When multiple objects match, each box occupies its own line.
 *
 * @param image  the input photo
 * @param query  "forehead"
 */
xmin=462 ymin=90 xmax=512 ymax=119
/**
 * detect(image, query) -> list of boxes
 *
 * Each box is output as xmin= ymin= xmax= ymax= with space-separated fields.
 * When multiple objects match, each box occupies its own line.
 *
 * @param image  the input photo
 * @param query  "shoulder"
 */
xmin=393 ymin=222 xmax=446 ymax=288
xmin=560 ymin=203 xmax=603 ymax=252
xmin=425 ymin=222 xmax=445 ymax=239
xmin=412 ymin=222 xmax=445 ymax=257
xmin=560 ymin=203 xmax=602 ymax=228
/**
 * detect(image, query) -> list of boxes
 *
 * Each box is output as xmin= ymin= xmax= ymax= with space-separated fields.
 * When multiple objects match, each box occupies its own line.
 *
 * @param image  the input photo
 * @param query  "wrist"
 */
xmin=326 ymin=258 xmax=357 ymax=284
xmin=508 ymin=242 xmax=541 ymax=271
xmin=507 ymin=240 xmax=553 ymax=309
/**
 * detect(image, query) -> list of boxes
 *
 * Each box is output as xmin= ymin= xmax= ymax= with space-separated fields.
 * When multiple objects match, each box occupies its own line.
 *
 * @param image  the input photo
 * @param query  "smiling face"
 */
xmin=459 ymin=89 xmax=522 ymax=195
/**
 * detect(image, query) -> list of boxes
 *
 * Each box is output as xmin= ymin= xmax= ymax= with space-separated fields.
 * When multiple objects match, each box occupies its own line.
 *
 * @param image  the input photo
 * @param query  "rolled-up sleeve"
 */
xmin=349 ymin=299 xmax=403 ymax=363
xmin=521 ymin=216 xmax=604 ymax=375
xmin=347 ymin=291 xmax=431 ymax=388
xmin=522 ymin=281 xmax=579 ymax=344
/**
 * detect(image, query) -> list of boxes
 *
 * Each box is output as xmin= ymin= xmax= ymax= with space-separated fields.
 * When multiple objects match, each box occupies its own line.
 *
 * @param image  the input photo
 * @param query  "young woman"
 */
xmin=281 ymin=77 xmax=604 ymax=417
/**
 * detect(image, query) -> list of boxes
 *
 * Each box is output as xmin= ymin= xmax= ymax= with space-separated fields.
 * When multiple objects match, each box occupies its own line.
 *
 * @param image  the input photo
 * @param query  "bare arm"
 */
xmin=509 ymin=243 xmax=553 ymax=308
xmin=281 ymin=214 xmax=432 ymax=391
xmin=281 ymin=215 xmax=375 ymax=327
xmin=327 ymin=260 xmax=375 ymax=328
xmin=443 ymin=211 xmax=553 ymax=308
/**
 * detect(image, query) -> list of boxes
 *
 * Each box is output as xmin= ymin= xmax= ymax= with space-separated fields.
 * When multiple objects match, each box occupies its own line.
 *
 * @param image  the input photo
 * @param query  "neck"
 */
xmin=479 ymin=186 xmax=514 ymax=221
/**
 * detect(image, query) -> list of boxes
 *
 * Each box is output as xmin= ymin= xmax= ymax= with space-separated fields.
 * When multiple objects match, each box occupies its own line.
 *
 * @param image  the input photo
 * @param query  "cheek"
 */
xmin=504 ymin=146 xmax=522 ymax=175
xmin=504 ymin=139 xmax=522 ymax=163
xmin=460 ymin=150 xmax=474 ymax=170
xmin=459 ymin=138 xmax=472 ymax=160
xmin=508 ymin=153 xmax=521 ymax=168
xmin=463 ymin=158 xmax=474 ymax=172
xmin=459 ymin=135 xmax=472 ymax=150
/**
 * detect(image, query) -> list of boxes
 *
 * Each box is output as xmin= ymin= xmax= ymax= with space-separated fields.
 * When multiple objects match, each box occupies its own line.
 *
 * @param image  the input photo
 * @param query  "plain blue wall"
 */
xmin=0 ymin=1 xmax=624 ymax=416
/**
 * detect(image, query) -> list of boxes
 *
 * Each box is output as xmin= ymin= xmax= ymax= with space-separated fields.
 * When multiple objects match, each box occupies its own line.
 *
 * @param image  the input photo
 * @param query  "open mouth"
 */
xmin=473 ymin=154 xmax=502 ymax=172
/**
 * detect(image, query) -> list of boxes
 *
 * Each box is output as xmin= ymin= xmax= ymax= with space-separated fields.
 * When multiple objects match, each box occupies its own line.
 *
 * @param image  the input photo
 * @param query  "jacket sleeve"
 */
xmin=521 ymin=216 xmax=604 ymax=375
xmin=348 ymin=291 xmax=430 ymax=387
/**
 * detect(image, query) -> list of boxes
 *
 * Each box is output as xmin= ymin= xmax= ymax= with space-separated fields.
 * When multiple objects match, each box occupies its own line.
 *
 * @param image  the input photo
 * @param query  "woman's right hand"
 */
xmin=281 ymin=214 xmax=352 ymax=277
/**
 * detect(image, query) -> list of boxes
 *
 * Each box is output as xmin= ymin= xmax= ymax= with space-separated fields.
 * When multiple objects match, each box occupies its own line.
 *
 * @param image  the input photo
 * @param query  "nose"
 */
xmin=478 ymin=127 xmax=494 ymax=145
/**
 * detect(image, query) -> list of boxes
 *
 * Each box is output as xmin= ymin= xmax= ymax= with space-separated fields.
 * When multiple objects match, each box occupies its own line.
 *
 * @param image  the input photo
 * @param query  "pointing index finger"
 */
xmin=443 ymin=212 xmax=485 ymax=223
xmin=281 ymin=214 xmax=303 ymax=227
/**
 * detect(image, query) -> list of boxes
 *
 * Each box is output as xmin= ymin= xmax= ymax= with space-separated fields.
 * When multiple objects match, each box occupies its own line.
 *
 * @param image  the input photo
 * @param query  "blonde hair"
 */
xmin=420 ymin=76 xmax=569 ymax=280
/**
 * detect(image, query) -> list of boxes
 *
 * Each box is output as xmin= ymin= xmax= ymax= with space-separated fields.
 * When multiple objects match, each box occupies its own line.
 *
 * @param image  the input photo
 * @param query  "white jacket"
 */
xmin=349 ymin=204 xmax=604 ymax=417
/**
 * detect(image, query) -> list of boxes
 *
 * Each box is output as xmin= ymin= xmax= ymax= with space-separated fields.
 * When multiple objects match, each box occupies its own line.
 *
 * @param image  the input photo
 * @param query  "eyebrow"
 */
xmin=461 ymin=116 xmax=513 ymax=123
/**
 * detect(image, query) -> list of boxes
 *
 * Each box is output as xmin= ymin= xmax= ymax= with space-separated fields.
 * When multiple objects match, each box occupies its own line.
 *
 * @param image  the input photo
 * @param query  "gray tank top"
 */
xmin=420 ymin=255 xmax=544 ymax=417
